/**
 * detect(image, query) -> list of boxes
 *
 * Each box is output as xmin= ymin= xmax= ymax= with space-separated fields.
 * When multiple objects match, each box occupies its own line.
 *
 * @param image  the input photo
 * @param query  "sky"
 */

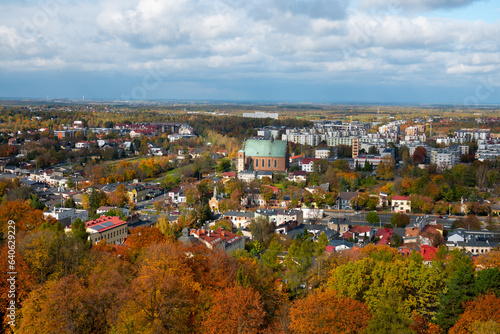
xmin=0 ymin=0 xmax=500 ymax=104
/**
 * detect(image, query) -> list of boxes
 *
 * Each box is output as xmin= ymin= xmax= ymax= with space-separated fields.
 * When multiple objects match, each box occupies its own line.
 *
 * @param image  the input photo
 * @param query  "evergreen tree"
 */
xmin=435 ymin=264 xmax=475 ymax=331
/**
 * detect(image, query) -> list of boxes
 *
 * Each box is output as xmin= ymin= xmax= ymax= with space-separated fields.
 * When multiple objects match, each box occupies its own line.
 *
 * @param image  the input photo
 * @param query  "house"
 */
xmin=68 ymin=215 xmax=129 ymax=245
xmin=167 ymin=187 xmax=186 ymax=205
xmin=379 ymin=192 xmax=389 ymax=208
xmin=256 ymin=170 xmax=273 ymax=180
xmin=392 ymin=195 xmax=411 ymax=213
xmin=275 ymin=220 xmax=299 ymax=234
xmin=326 ymin=239 xmax=355 ymax=253
xmin=190 ymin=227 xmax=245 ymax=252
xmin=223 ymin=211 xmax=255 ymax=228
xmin=222 ymin=171 xmax=237 ymax=179
xmin=419 ymin=245 xmax=438 ymax=264
xmin=254 ymin=209 xmax=278 ymax=224
xmin=404 ymin=217 xmax=427 ymax=243
xmin=96 ymin=206 xmax=130 ymax=216
xmin=315 ymin=148 xmax=331 ymax=159
xmin=376 ymin=227 xmax=393 ymax=246
xmin=43 ymin=208 xmax=89 ymax=228
xmin=288 ymin=170 xmax=307 ymax=182
xmin=237 ymin=171 xmax=257 ymax=183
xmin=300 ymin=158 xmax=319 ymax=173
xmin=286 ymin=223 xmax=336 ymax=241
xmin=349 ymin=225 xmax=375 ymax=241
xmin=127 ymin=183 xmax=146 ymax=203
xmin=277 ymin=209 xmax=304 ymax=226
xmin=335 ymin=192 xmax=359 ymax=210
xmin=289 ymin=155 xmax=303 ymax=167
xmin=328 ymin=217 xmax=351 ymax=235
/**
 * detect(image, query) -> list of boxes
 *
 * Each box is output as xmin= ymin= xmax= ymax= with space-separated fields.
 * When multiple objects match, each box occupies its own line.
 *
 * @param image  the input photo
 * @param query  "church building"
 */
xmin=237 ymin=139 xmax=289 ymax=172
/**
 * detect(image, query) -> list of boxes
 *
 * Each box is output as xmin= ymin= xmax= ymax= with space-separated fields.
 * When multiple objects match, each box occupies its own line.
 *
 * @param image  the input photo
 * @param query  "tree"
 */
xmin=0 ymin=200 xmax=47 ymax=236
xmin=366 ymin=211 xmax=380 ymax=226
xmin=261 ymin=240 xmax=283 ymax=271
xmin=474 ymin=268 xmax=500 ymax=297
xmin=315 ymin=232 xmax=329 ymax=256
xmin=435 ymin=264 xmax=476 ymax=331
xmin=249 ymin=216 xmax=274 ymax=245
xmin=413 ymin=146 xmax=426 ymax=164
xmin=450 ymin=294 xmax=500 ymax=334
xmin=63 ymin=197 xmax=76 ymax=209
xmin=453 ymin=215 xmax=482 ymax=230
xmin=475 ymin=250 xmax=500 ymax=269
xmin=202 ymin=286 xmax=265 ymax=334
xmin=290 ymin=289 xmax=370 ymax=334
xmin=109 ymin=184 xmax=128 ymax=208
xmin=377 ymin=156 xmax=395 ymax=179
xmin=70 ymin=218 xmax=90 ymax=248
xmin=391 ymin=213 xmax=411 ymax=228
xmin=29 ymin=194 xmax=45 ymax=210
xmin=365 ymin=291 xmax=412 ymax=334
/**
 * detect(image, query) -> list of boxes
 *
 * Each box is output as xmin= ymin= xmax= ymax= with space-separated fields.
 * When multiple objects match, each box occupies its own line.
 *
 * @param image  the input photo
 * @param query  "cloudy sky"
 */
xmin=0 ymin=0 xmax=499 ymax=104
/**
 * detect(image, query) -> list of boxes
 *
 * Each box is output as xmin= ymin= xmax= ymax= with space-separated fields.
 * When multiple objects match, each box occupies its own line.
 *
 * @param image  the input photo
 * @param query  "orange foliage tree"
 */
xmin=290 ymin=289 xmax=370 ymax=334
xmin=474 ymin=250 xmax=500 ymax=270
xmin=202 ymin=285 xmax=265 ymax=334
xmin=0 ymin=200 xmax=47 ymax=234
xmin=450 ymin=294 xmax=500 ymax=334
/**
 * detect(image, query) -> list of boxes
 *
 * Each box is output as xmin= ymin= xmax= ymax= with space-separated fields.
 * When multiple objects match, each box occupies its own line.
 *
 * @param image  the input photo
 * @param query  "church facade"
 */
xmin=237 ymin=139 xmax=289 ymax=173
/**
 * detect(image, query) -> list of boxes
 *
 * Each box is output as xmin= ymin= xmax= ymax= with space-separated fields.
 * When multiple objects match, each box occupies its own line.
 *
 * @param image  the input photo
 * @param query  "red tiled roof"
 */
xmin=351 ymin=225 xmax=372 ymax=234
xmin=85 ymin=216 xmax=127 ymax=233
xmin=420 ymin=245 xmax=438 ymax=261
xmin=302 ymin=158 xmax=319 ymax=165
xmin=392 ymin=196 xmax=410 ymax=201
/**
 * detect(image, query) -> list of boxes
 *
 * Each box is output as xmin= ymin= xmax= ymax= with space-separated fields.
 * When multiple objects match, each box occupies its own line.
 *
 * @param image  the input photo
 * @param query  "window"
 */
xmin=256 ymin=159 xmax=259 ymax=167
xmin=262 ymin=159 xmax=264 ymax=167
xmin=274 ymin=159 xmax=277 ymax=168
xmin=268 ymin=159 xmax=271 ymax=168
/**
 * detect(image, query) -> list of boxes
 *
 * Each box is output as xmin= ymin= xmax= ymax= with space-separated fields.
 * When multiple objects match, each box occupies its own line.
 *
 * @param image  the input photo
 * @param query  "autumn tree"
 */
xmin=391 ymin=213 xmax=411 ymax=227
xmin=377 ymin=156 xmax=395 ymax=179
xmin=202 ymin=285 xmax=265 ymax=334
xmin=449 ymin=294 xmax=500 ymax=334
xmin=290 ymin=289 xmax=370 ymax=334
xmin=109 ymin=184 xmax=128 ymax=207
xmin=249 ymin=216 xmax=275 ymax=245
xmin=0 ymin=200 xmax=47 ymax=236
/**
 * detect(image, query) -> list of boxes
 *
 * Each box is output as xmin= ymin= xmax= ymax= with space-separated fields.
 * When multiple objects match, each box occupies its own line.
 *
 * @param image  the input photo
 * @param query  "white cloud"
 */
xmin=359 ymin=0 xmax=484 ymax=12
xmin=0 ymin=0 xmax=499 ymax=90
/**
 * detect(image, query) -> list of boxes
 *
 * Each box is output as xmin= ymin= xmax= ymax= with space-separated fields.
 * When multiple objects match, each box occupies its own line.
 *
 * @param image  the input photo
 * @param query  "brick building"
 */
xmin=237 ymin=139 xmax=289 ymax=172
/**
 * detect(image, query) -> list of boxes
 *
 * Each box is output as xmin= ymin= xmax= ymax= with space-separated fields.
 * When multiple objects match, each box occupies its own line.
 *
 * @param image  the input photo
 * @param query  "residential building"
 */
xmin=277 ymin=209 xmax=304 ymax=226
xmin=223 ymin=211 xmax=255 ymax=228
xmin=300 ymin=158 xmax=318 ymax=173
xmin=392 ymin=196 xmax=411 ymax=213
xmin=127 ymin=183 xmax=146 ymax=203
xmin=315 ymin=148 xmax=331 ymax=159
xmin=43 ymin=207 xmax=89 ymax=227
xmin=77 ymin=215 xmax=129 ymax=245
xmin=191 ymin=227 xmax=245 ymax=252
xmin=167 ymin=187 xmax=186 ymax=205
xmin=335 ymin=191 xmax=359 ymax=210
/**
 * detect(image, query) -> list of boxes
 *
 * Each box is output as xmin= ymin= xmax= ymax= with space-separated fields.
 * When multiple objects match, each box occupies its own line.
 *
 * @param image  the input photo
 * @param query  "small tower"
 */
xmin=237 ymin=150 xmax=245 ymax=172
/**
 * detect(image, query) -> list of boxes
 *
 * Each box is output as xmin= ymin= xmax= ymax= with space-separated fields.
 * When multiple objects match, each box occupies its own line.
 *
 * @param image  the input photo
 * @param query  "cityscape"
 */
xmin=1 ymin=0 xmax=500 ymax=333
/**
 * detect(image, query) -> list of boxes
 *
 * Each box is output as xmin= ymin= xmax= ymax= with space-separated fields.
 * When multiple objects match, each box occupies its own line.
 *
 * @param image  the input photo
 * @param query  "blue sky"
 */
xmin=0 ymin=0 xmax=499 ymax=104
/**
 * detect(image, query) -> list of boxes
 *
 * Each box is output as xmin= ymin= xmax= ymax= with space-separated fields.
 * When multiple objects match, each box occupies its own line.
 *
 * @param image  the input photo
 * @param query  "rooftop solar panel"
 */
xmin=101 ymin=221 xmax=114 ymax=227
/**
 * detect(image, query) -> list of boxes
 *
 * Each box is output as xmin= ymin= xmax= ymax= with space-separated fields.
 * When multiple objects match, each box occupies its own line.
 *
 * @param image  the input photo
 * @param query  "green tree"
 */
xmin=261 ymin=241 xmax=283 ymax=271
xmin=315 ymin=232 xmax=329 ymax=256
xmin=366 ymin=211 xmax=380 ymax=226
xmin=391 ymin=213 xmax=411 ymax=228
xmin=70 ymin=218 xmax=90 ymax=248
xmin=249 ymin=216 xmax=274 ymax=245
xmin=435 ymin=264 xmax=476 ymax=331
